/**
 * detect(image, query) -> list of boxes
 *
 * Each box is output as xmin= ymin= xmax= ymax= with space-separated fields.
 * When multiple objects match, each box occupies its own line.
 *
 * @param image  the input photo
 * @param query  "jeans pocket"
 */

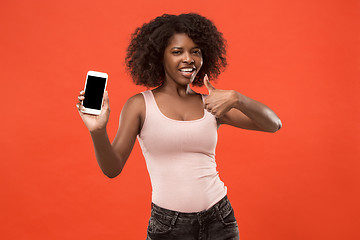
xmin=218 ymin=206 xmax=238 ymax=227
xmin=147 ymin=212 xmax=172 ymax=235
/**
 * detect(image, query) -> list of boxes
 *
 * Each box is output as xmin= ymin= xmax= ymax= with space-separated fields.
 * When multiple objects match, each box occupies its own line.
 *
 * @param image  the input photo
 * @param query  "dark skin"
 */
xmin=76 ymin=33 xmax=282 ymax=178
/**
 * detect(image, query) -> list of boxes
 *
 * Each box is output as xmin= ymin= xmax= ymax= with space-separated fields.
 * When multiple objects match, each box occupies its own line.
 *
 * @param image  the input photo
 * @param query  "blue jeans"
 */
xmin=146 ymin=195 xmax=240 ymax=240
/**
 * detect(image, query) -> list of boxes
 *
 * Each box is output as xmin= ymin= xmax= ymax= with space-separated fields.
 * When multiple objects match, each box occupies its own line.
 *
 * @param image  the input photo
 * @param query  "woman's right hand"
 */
xmin=76 ymin=90 xmax=111 ymax=133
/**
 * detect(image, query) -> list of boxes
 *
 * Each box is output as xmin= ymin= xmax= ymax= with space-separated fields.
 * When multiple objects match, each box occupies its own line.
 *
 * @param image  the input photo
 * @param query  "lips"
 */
xmin=179 ymin=67 xmax=196 ymax=78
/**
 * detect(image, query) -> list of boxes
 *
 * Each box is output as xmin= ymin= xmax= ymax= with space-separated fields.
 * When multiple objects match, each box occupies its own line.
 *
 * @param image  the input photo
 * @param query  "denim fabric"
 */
xmin=146 ymin=195 xmax=240 ymax=240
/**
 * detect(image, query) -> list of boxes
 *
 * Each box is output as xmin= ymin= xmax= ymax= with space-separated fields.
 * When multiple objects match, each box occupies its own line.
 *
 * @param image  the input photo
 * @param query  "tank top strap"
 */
xmin=200 ymin=94 xmax=207 ymax=104
xmin=141 ymin=90 xmax=157 ymax=115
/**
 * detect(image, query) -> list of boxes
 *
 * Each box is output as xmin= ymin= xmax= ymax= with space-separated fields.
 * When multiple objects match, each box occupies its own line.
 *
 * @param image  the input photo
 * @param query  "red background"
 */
xmin=1 ymin=0 xmax=359 ymax=239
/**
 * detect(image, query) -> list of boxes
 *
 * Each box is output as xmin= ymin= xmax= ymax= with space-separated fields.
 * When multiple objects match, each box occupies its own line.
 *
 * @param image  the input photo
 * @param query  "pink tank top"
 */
xmin=137 ymin=90 xmax=227 ymax=213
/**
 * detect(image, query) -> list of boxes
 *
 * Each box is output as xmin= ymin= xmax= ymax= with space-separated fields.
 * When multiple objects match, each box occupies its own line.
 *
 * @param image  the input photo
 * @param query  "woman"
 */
xmin=77 ymin=13 xmax=281 ymax=240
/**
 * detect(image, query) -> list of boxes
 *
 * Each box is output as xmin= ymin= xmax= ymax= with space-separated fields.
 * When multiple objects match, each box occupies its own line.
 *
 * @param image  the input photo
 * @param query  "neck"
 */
xmin=158 ymin=79 xmax=195 ymax=97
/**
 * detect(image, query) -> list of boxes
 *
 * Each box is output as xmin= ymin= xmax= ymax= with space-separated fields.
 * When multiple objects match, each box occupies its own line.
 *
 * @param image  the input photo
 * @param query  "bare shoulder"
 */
xmin=126 ymin=93 xmax=145 ymax=106
xmin=122 ymin=93 xmax=145 ymax=115
xmin=112 ymin=93 xmax=146 ymax=157
xmin=120 ymin=93 xmax=146 ymax=131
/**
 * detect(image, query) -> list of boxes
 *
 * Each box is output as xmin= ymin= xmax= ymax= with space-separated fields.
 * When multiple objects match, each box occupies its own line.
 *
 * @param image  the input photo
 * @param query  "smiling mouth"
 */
xmin=179 ymin=68 xmax=196 ymax=78
xmin=179 ymin=67 xmax=195 ymax=72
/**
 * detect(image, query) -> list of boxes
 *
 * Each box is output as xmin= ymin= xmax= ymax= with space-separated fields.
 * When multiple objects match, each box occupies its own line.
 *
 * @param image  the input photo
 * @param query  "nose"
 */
xmin=182 ymin=52 xmax=194 ymax=64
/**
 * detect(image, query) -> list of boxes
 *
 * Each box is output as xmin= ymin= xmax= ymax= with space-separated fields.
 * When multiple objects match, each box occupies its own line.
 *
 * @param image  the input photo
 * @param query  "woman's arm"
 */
xmin=77 ymin=92 xmax=144 ymax=178
xmin=203 ymin=75 xmax=282 ymax=133
xmin=218 ymin=91 xmax=282 ymax=132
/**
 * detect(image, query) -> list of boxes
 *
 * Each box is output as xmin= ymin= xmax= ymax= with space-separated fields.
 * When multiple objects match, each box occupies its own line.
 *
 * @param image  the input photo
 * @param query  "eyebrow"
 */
xmin=171 ymin=46 xmax=201 ymax=50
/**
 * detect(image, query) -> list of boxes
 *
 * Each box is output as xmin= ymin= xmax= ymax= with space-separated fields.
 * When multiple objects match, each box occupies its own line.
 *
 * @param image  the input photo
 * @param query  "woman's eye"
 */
xmin=172 ymin=51 xmax=181 ymax=55
xmin=193 ymin=50 xmax=201 ymax=55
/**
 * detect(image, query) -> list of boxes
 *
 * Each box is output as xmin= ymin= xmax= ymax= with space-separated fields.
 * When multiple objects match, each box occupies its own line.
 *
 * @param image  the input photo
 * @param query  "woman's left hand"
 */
xmin=203 ymin=75 xmax=239 ymax=118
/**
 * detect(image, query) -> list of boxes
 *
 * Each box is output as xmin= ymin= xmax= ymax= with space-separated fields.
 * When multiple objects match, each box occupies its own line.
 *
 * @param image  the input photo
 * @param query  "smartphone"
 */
xmin=81 ymin=71 xmax=108 ymax=115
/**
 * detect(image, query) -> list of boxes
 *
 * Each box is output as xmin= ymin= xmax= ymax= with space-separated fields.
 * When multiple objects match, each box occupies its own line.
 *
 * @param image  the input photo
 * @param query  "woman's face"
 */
xmin=163 ymin=33 xmax=203 ymax=86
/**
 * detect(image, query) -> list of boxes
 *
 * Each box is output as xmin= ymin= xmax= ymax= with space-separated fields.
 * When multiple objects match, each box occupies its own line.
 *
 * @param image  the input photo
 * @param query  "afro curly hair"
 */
xmin=125 ymin=13 xmax=227 ymax=88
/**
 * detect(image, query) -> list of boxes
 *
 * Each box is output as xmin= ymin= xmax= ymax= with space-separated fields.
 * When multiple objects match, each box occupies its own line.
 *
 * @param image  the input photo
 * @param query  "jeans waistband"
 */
xmin=151 ymin=195 xmax=232 ymax=223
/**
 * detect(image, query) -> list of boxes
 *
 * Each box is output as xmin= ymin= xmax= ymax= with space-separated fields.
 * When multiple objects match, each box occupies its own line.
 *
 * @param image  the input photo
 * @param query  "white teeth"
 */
xmin=180 ymin=68 xmax=194 ymax=72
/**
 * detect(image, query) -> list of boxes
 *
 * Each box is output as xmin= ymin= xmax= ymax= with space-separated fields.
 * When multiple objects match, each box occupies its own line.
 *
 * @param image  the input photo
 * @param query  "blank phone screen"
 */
xmin=83 ymin=75 xmax=107 ymax=110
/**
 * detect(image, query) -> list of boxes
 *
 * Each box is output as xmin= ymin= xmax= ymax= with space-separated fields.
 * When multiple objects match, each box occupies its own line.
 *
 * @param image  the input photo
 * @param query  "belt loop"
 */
xmin=171 ymin=212 xmax=179 ymax=226
xmin=214 ymin=204 xmax=222 ymax=221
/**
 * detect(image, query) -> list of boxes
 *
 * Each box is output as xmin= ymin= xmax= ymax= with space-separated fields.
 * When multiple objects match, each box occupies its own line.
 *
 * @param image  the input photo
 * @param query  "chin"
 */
xmin=177 ymin=77 xmax=192 ymax=85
